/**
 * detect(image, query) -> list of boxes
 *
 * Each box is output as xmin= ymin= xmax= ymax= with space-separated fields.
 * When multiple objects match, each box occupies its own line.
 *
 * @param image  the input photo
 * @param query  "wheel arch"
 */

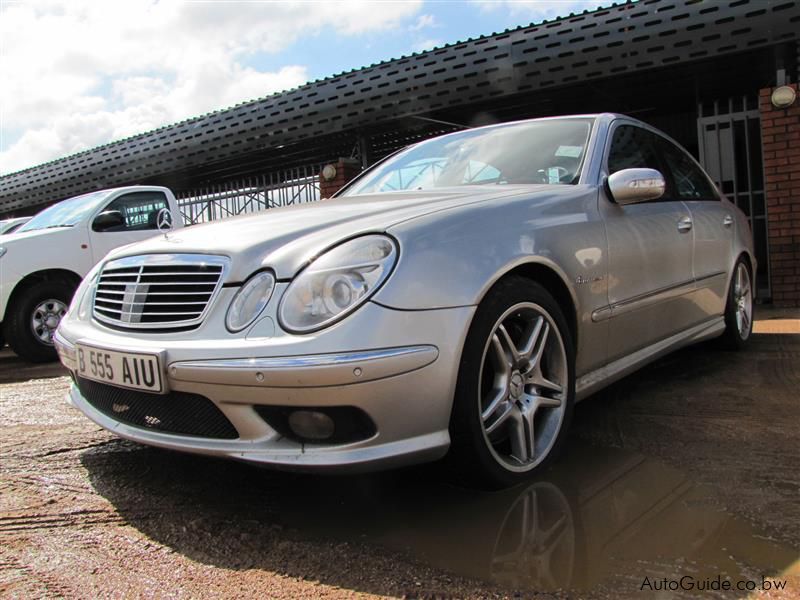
xmin=477 ymin=259 xmax=579 ymax=351
xmin=4 ymin=269 xmax=82 ymax=320
xmin=738 ymin=249 xmax=755 ymax=274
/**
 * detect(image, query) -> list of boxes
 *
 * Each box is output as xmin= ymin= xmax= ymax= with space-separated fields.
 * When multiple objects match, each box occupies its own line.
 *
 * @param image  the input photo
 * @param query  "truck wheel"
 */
xmin=7 ymin=280 xmax=74 ymax=363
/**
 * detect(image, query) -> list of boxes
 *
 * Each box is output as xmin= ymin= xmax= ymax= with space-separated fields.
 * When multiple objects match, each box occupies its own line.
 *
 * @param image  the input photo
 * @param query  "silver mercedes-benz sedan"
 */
xmin=55 ymin=114 xmax=754 ymax=488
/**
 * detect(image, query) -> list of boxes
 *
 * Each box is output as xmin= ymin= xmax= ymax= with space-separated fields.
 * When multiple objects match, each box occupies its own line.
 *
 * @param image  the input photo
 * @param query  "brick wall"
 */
xmin=760 ymin=84 xmax=800 ymax=307
xmin=319 ymin=158 xmax=362 ymax=199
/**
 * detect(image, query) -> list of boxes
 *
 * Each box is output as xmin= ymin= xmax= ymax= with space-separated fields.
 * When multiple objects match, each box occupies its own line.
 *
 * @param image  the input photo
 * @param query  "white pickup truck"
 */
xmin=0 ymin=186 xmax=183 ymax=362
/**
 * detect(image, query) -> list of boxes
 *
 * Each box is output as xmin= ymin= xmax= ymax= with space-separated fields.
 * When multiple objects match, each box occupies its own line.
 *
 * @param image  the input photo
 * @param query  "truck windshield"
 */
xmin=342 ymin=118 xmax=593 ymax=196
xmin=16 ymin=190 xmax=113 ymax=233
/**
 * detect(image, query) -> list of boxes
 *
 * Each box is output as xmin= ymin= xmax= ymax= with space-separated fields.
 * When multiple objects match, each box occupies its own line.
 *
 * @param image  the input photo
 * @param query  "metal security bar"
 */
xmin=175 ymin=165 xmax=322 ymax=225
xmin=697 ymin=97 xmax=770 ymax=298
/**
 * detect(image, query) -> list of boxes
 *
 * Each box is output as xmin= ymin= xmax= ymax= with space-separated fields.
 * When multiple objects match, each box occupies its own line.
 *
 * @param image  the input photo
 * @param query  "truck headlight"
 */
xmin=226 ymin=271 xmax=276 ymax=332
xmin=279 ymin=234 xmax=398 ymax=333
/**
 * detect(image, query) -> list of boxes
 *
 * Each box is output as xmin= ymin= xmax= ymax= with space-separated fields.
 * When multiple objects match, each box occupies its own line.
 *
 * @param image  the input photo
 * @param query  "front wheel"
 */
xmin=6 ymin=280 xmax=74 ymax=363
xmin=448 ymin=276 xmax=575 ymax=489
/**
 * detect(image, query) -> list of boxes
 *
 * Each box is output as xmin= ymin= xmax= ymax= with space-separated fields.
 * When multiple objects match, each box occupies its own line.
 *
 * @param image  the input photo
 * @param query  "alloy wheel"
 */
xmin=478 ymin=302 xmax=568 ymax=472
xmin=734 ymin=263 xmax=752 ymax=340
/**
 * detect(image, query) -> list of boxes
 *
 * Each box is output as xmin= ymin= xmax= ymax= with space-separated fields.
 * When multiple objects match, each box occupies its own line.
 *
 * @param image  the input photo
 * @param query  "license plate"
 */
xmin=76 ymin=344 xmax=164 ymax=393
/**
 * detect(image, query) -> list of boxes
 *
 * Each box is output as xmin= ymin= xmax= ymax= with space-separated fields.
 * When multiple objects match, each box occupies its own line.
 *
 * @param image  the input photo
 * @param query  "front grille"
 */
xmin=76 ymin=377 xmax=239 ymax=439
xmin=92 ymin=254 xmax=227 ymax=330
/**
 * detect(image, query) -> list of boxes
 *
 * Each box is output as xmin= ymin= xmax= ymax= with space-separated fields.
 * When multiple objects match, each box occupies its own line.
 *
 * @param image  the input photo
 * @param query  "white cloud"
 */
xmin=0 ymin=0 xmax=422 ymax=174
xmin=410 ymin=13 xmax=436 ymax=31
xmin=412 ymin=38 xmax=444 ymax=52
xmin=473 ymin=0 xmax=611 ymax=20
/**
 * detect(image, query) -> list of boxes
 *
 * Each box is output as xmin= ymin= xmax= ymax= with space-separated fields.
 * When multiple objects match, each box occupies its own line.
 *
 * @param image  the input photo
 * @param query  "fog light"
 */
xmin=288 ymin=410 xmax=335 ymax=441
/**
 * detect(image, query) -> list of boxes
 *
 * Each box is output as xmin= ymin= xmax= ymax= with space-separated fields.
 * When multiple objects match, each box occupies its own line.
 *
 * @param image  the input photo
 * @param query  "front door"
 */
xmin=600 ymin=123 xmax=696 ymax=361
xmin=89 ymin=191 xmax=170 ymax=263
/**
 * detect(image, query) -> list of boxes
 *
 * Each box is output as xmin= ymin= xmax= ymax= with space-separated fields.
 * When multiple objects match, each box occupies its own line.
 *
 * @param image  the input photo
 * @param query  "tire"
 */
xmin=718 ymin=257 xmax=754 ymax=351
xmin=448 ymin=276 xmax=576 ymax=489
xmin=6 ymin=279 xmax=74 ymax=363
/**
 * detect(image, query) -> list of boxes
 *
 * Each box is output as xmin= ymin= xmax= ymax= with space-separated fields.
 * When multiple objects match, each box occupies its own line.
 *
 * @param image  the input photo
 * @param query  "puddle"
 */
xmin=83 ymin=438 xmax=798 ymax=595
xmin=273 ymin=442 xmax=796 ymax=592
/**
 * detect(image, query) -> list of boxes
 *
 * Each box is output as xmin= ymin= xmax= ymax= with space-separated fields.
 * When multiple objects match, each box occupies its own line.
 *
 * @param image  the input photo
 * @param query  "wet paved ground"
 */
xmin=1 ymin=309 xmax=798 ymax=598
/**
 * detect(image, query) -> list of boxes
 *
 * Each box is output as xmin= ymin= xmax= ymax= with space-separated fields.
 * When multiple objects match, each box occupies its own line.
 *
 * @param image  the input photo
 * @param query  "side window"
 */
xmin=607 ymin=125 xmax=662 ymax=174
xmin=657 ymin=139 xmax=719 ymax=201
xmin=99 ymin=192 xmax=168 ymax=232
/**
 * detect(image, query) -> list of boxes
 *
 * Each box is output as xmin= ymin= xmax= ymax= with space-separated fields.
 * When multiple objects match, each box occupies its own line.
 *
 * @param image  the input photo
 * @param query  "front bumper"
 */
xmin=56 ymin=300 xmax=475 ymax=472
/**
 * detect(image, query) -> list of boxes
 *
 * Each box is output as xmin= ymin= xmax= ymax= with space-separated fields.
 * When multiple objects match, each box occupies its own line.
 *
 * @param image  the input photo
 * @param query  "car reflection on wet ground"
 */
xmin=1 ymin=307 xmax=798 ymax=598
xmin=79 ymin=439 xmax=797 ymax=594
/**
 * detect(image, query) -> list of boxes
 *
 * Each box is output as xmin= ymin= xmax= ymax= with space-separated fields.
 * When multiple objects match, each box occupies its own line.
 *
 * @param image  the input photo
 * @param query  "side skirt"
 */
xmin=575 ymin=317 xmax=726 ymax=401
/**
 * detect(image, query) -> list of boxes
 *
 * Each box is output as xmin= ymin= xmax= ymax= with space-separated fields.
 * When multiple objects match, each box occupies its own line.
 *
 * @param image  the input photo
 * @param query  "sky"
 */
xmin=0 ymin=0 xmax=611 ymax=175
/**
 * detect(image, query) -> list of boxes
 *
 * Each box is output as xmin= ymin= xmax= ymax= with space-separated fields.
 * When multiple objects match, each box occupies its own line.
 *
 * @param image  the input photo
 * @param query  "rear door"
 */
xmin=656 ymin=136 xmax=733 ymax=318
xmin=600 ymin=123 xmax=696 ymax=361
xmin=89 ymin=191 xmax=170 ymax=263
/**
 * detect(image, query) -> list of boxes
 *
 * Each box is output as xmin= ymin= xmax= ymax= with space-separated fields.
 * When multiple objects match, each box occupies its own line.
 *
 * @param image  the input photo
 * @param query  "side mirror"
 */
xmin=606 ymin=168 xmax=665 ymax=205
xmin=92 ymin=210 xmax=125 ymax=232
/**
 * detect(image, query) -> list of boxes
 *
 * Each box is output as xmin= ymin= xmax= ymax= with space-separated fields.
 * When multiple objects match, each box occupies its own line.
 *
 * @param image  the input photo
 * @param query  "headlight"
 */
xmin=226 ymin=271 xmax=276 ymax=332
xmin=279 ymin=234 xmax=398 ymax=333
xmin=70 ymin=262 xmax=103 ymax=320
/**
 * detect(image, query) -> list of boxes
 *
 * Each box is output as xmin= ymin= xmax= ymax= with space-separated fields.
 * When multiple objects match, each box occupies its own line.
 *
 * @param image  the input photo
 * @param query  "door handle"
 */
xmin=723 ymin=214 xmax=734 ymax=228
xmin=677 ymin=216 xmax=693 ymax=233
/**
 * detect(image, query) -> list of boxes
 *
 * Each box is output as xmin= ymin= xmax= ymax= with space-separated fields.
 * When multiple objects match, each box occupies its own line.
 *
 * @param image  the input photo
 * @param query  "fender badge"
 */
xmin=576 ymin=275 xmax=604 ymax=285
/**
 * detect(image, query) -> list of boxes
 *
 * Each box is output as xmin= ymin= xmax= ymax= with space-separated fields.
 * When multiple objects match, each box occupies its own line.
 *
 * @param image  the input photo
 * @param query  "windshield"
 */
xmin=343 ymin=118 xmax=593 ymax=196
xmin=16 ymin=190 xmax=113 ymax=233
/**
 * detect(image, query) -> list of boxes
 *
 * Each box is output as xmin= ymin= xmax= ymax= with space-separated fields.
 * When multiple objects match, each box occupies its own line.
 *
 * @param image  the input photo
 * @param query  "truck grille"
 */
xmin=92 ymin=254 xmax=228 ymax=330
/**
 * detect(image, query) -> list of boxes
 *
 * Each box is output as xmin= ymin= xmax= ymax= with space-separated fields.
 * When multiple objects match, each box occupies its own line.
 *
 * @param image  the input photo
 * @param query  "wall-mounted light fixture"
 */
xmin=771 ymin=85 xmax=797 ymax=109
xmin=321 ymin=164 xmax=337 ymax=181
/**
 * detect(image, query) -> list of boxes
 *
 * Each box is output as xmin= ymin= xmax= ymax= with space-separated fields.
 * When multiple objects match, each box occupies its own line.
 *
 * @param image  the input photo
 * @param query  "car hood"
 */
xmin=0 ymin=226 xmax=74 ymax=244
xmin=108 ymin=187 xmax=531 ymax=281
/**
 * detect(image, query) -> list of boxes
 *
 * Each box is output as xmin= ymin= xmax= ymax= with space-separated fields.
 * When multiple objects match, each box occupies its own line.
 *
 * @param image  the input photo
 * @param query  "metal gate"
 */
xmin=697 ymin=97 xmax=770 ymax=299
xmin=175 ymin=165 xmax=322 ymax=225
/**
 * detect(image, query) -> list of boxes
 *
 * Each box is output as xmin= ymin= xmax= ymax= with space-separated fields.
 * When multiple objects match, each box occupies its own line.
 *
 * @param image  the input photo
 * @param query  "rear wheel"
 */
xmin=719 ymin=258 xmax=753 ymax=350
xmin=449 ymin=276 xmax=575 ymax=489
xmin=6 ymin=280 xmax=74 ymax=363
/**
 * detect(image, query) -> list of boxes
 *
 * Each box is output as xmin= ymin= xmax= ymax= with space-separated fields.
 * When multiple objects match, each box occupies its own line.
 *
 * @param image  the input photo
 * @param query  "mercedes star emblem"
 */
xmin=156 ymin=208 xmax=173 ymax=237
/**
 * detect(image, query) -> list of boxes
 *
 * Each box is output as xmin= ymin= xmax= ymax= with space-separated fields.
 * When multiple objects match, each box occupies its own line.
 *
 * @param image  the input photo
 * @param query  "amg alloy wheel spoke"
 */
xmin=533 ymin=394 xmax=562 ymax=409
xmin=490 ymin=334 xmax=512 ymax=377
xmin=482 ymin=384 xmax=510 ymax=422
xmin=496 ymin=324 xmax=521 ymax=365
xmin=484 ymin=401 xmax=515 ymax=435
xmin=740 ymin=307 xmax=750 ymax=332
xmin=508 ymin=409 xmax=533 ymax=463
xmin=525 ymin=320 xmax=549 ymax=369
xmin=519 ymin=317 xmax=545 ymax=363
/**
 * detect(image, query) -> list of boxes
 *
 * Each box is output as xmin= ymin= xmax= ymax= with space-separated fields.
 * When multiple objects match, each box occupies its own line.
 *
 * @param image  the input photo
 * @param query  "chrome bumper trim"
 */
xmin=168 ymin=345 xmax=439 ymax=388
